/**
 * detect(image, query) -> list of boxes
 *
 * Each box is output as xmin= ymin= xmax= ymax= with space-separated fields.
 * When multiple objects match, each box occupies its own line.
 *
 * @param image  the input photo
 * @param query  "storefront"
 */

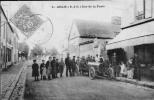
xmin=106 ymin=19 xmax=154 ymax=81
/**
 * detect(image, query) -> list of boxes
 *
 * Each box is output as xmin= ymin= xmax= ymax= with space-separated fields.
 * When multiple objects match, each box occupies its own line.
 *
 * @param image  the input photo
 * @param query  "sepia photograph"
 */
xmin=0 ymin=0 xmax=154 ymax=100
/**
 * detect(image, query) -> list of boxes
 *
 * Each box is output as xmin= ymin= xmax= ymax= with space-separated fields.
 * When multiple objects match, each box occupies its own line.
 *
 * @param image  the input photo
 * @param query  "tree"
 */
xmin=46 ymin=47 xmax=59 ymax=57
xmin=18 ymin=42 xmax=29 ymax=59
xmin=31 ymin=45 xmax=43 ymax=57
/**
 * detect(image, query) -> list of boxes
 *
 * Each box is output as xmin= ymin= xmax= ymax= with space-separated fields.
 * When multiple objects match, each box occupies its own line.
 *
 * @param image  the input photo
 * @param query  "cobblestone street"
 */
xmin=24 ymin=66 xmax=154 ymax=100
xmin=0 ymin=62 xmax=24 ymax=99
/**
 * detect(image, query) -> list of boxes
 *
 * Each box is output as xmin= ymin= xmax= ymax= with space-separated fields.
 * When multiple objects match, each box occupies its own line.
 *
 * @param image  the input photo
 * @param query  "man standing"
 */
xmin=72 ymin=56 xmax=76 ymax=76
xmin=32 ymin=60 xmax=39 ymax=81
xmin=40 ymin=60 xmax=45 ymax=80
xmin=55 ymin=59 xmax=59 ymax=78
xmin=65 ymin=53 xmax=71 ymax=77
xmin=46 ymin=57 xmax=52 ymax=80
xmin=59 ymin=58 xmax=65 ymax=77
xmin=51 ymin=57 xmax=57 ymax=79
xmin=76 ymin=56 xmax=80 ymax=76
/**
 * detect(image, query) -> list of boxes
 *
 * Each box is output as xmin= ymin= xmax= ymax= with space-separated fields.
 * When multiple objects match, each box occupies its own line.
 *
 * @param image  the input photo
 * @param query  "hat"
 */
xmin=33 ymin=59 xmax=36 ymax=62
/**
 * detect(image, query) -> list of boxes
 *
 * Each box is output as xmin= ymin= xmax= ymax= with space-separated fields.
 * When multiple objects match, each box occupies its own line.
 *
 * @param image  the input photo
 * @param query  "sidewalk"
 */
xmin=116 ymin=77 xmax=154 ymax=89
xmin=0 ymin=61 xmax=25 ymax=100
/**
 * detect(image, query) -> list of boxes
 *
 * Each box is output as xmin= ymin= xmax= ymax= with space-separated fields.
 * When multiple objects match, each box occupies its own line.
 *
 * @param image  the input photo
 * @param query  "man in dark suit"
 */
xmin=55 ymin=58 xmax=59 ymax=78
xmin=72 ymin=56 xmax=76 ymax=76
xmin=65 ymin=53 xmax=71 ymax=77
xmin=32 ymin=60 xmax=39 ymax=81
xmin=40 ymin=60 xmax=45 ymax=80
xmin=59 ymin=58 xmax=65 ymax=77
xmin=51 ymin=57 xmax=57 ymax=79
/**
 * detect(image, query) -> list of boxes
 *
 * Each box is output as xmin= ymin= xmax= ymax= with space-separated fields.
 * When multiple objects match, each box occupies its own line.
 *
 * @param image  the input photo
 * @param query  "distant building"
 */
xmin=68 ymin=19 xmax=120 ymax=59
xmin=0 ymin=5 xmax=19 ymax=70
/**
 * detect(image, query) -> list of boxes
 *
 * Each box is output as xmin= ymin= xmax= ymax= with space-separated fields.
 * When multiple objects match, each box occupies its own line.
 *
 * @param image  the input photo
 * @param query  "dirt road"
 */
xmin=24 ymin=67 xmax=154 ymax=100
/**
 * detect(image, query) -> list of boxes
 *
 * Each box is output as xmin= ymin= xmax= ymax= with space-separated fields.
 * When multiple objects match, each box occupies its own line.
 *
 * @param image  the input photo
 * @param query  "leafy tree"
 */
xmin=31 ymin=45 xmax=43 ymax=57
xmin=46 ymin=47 xmax=59 ymax=57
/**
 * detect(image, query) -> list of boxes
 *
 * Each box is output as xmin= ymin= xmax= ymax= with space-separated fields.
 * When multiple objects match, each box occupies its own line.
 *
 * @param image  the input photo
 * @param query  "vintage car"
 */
xmin=88 ymin=61 xmax=114 ymax=80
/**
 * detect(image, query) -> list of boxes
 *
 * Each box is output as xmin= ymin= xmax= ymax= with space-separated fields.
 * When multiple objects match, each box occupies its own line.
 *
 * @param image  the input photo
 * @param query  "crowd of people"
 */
xmin=102 ymin=53 xmax=141 ymax=80
xmin=32 ymin=56 xmax=65 ymax=81
xmin=31 ymin=53 xmax=90 ymax=81
xmin=31 ymin=52 xmax=141 ymax=81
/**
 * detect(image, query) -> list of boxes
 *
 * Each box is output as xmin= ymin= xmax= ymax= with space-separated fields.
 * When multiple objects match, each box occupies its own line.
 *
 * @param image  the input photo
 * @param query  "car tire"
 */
xmin=89 ymin=67 xmax=96 ymax=80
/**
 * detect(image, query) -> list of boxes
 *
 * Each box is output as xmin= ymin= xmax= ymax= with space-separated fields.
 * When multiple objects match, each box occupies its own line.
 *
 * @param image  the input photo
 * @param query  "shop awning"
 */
xmin=106 ymin=21 xmax=154 ymax=50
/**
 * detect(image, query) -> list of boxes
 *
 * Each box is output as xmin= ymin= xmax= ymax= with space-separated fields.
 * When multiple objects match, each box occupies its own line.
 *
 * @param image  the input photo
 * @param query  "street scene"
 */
xmin=0 ymin=0 xmax=154 ymax=100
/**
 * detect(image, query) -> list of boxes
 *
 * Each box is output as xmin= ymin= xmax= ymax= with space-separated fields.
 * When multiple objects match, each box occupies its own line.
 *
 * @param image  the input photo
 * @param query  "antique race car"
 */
xmin=88 ymin=62 xmax=114 ymax=80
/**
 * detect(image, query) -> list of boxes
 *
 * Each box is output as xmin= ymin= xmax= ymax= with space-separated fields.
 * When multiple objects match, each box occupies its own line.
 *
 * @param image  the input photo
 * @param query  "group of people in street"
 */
xmin=32 ymin=52 xmax=141 ymax=81
xmin=32 ymin=56 xmax=65 ymax=81
xmin=65 ymin=54 xmax=81 ymax=77
xmin=32 ymin=53 xmax=98 ymax=81
xmin=109 ymin=53 xmax=141 ymax=80
xmin=65 ymin=54 xmax=98 ymax=76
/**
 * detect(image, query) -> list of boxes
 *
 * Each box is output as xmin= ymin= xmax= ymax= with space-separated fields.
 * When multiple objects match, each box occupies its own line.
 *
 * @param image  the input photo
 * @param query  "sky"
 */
xmin=1 ymin=0 xmax=130 ymax=53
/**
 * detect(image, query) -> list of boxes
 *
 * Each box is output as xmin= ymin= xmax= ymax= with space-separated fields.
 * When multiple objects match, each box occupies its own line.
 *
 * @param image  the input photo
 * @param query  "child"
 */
xmin=32 ymin=60 xmax=39 ymax=81
xmin=42 ymin=64 xmax=47 ymax=80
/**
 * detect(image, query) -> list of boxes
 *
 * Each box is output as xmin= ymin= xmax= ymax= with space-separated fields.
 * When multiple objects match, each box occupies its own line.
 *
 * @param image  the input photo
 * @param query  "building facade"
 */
xmin=106 ymin=0 xmax=154 ymax=81
xmin=0 ymin=5 xmax=19 ymax=70
xmin=69 ymin=19 xmax=120 ymax=59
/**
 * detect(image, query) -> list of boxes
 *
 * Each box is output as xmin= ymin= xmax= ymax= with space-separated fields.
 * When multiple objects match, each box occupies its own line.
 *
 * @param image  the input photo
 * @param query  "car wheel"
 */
xmin=89 ymin=67 xmax=96 ymax=80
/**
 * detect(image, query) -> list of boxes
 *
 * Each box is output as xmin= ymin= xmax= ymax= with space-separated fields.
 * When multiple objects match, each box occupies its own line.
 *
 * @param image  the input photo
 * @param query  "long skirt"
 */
xmin=127 ymin=68 xmax=134 ymax=79
xmin=47 ymin=67 xmax=51 ymax=76
xmin=32 ymin=70 xmax=39 ymax=77
xmin=43 ymin=68 xmax=47 ymax=77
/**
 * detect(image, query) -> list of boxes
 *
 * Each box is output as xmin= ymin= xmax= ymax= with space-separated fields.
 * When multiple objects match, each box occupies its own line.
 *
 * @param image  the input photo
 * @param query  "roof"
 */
xmin=74 ymin=19 xmax=120 ymax=39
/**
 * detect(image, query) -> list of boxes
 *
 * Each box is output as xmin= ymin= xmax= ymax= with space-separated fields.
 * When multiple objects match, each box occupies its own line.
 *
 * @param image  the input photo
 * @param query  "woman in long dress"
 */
xmin=120 ymin=62 xmax=127 ymax=77
xmin=46 ymin=57 xmax=52 ymax=80
xmin=127 ymin=59 xmax=134 ymax=79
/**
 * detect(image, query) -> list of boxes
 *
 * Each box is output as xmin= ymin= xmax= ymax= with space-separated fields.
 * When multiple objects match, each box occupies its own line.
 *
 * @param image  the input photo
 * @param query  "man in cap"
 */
xmin=51 ymin=57 xmax=57 ymax=78
xmin=65 ymin=53 xmax=71 ymax=77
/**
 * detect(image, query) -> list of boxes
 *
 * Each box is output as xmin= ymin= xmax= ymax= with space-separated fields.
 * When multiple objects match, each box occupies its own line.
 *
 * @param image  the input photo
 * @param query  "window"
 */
xmin=136 ymin=0 xmax=144 ymax=20
xmin=135 ymin=0 xmax=153 ymax=20
xmin=145 ymin=0 xmax=152 ymax=18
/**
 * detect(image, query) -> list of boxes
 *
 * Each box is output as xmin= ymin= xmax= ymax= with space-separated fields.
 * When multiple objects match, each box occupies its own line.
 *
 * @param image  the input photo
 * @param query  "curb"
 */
xmin=2 ymin=63 xmax=25 ymax=100
xmin=18 ymin=66 xmax=27 ymax=100
xmin=115 ymin=77 xmax=154 ymax=89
